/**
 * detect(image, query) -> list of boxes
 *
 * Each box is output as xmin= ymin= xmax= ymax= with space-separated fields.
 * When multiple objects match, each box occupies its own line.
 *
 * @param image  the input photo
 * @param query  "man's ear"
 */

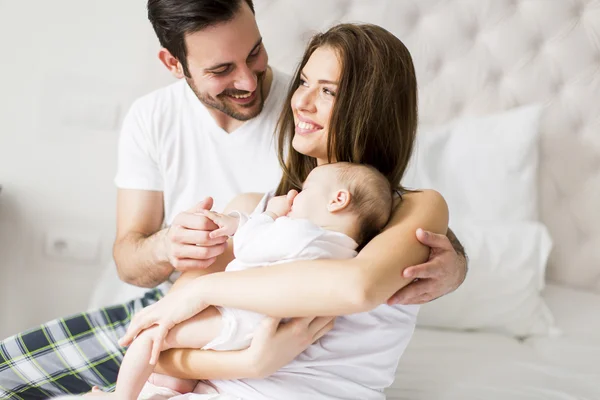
xmin=328 ymin=189 xmax=351 ymax=213
xmin=158 ymin=48 xmax=185 ymax=79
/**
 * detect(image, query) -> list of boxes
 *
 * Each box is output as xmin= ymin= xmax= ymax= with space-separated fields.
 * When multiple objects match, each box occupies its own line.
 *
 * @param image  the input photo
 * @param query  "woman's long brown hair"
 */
xmin=275 ymin=23 xmax=418 ymax=196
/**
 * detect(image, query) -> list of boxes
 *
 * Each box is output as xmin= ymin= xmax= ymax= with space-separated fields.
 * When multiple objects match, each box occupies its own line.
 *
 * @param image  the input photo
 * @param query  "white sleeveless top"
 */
xmin=211 ymin=191 xmax=419 ymax=400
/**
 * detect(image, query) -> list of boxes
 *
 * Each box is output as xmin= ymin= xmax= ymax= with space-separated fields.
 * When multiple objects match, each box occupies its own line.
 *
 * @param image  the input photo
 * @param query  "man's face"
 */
xmin=183 ymin=3 xmax=268 ymax=121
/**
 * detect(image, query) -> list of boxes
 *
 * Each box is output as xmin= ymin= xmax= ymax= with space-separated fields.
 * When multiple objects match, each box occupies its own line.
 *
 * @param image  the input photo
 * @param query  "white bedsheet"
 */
xmin=387 ymin=283 xmax=600 ymax=400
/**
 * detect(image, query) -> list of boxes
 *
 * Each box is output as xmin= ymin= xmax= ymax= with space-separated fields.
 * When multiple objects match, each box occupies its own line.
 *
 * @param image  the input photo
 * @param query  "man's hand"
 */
xmin=265 ymin=190 xmax=298 ymax=218
xmin=164 ymin=197 xmax=228 ymax=271
xmin=388 ymin=228 xmax=467 ymax=305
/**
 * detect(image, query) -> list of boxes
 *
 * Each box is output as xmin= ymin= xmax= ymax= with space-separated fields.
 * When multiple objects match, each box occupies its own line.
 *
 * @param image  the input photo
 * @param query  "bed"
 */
xmin=388 ymin=284 xmax=600 ymax=399
xmin=252 ymin=0 xmax=600 ymax=399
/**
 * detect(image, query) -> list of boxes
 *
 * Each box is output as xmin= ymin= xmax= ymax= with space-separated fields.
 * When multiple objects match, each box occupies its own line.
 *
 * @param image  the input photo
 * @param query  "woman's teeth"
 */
xmin=298 ymin=121 xmax=319 ymax=130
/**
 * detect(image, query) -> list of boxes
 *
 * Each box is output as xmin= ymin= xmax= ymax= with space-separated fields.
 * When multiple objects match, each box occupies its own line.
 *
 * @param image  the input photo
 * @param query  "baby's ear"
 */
xmin=328 ymin=189 xmax=351 ymax=213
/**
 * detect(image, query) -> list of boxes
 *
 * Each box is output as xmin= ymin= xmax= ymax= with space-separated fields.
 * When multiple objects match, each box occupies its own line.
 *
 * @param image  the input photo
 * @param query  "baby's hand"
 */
xmin=266 ymin=190 xmax=298 ymax=218
xmin=202 ymin=211 xmax=239 ymax=238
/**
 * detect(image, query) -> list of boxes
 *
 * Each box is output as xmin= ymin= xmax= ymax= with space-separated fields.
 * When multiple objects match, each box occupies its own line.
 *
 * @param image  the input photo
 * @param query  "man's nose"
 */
xmin=233 ymin=65 xmax=258 ymax=93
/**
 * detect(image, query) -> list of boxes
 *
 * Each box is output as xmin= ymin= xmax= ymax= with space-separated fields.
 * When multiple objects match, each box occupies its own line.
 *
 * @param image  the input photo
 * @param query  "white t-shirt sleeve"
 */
xmin=114 ymin=99 xmax=163 ymax=191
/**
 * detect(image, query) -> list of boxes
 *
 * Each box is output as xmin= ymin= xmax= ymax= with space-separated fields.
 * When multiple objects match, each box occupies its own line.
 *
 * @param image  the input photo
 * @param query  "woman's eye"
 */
xmin=323 ymin=88 xmax=336 ymax=97
xmin=249 ymin=45 xmax=261 ymax=57
xmin=299 ymin=79 xmax=309 ymax=87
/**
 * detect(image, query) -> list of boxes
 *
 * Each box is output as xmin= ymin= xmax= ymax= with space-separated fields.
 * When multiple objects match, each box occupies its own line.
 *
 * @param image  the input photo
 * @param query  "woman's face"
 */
xmin=291 ymin=46 xmax=340 ymax=165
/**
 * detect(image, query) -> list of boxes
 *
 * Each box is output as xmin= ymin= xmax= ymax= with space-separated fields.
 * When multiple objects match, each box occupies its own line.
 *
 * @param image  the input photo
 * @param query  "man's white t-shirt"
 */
xmin=114 ymin=69 xmax=289 ymax=222
xmin=96 ymin=69 xmax=289 ymax=306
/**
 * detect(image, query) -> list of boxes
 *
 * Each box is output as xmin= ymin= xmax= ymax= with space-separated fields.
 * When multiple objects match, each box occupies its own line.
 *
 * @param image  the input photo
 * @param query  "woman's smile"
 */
xmin=295 ymin=114 xmax=324 ymax=134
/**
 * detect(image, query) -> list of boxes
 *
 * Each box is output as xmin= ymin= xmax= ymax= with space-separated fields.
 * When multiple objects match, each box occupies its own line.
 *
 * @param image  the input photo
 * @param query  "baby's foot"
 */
xmin=82 ymin=386 xmax=114 ymax=397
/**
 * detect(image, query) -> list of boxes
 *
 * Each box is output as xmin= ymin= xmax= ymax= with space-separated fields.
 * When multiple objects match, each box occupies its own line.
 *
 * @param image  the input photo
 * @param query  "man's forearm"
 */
xmin=446 ymin=228 xmax=467 ymax=261
xmin=113 ymin=229 xmax=174 ymax=288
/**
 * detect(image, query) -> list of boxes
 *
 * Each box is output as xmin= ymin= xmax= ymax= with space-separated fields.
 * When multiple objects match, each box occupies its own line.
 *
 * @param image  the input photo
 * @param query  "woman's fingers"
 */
xmin=261 ymin=317 xmax=282 ymax=337
xmin=312 ymin=319 xmax=335 ymax=342
xmin=308 ymin=316 xmax=334 ymax=330
xmin=120 ymin=312 xmax=154 ymax=347
xmin=308 ymin=316 xmax=335 ymax=338
xmin=149 ymin=326 xmax=168 ymax=365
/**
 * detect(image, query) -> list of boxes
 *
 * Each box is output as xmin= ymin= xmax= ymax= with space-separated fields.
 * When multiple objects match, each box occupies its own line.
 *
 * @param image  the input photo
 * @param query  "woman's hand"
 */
xmin=244 ymin=316 xmax=335 ymax=378
xmin=388 ymin=228 xmax=467 ymax=305
xmin=118 ymin=285 xmax=209 ymax=363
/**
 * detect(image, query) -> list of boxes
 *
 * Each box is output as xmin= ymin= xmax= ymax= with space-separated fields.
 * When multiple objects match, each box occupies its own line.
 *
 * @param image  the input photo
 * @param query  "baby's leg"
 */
xmin=114 ymin=306 xmax=223 ymax=400
xmin=148 ymin=306 xmax=224 ymax=394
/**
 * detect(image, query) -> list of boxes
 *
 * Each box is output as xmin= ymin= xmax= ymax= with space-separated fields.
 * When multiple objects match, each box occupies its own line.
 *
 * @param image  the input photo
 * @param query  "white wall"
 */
xmin=0 ymin=0 xmax=174 ymax=337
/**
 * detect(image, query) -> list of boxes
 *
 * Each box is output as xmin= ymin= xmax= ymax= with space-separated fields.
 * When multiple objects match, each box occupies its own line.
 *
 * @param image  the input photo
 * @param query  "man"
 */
xmin=0 ymin=0 xmax=467 ymax=397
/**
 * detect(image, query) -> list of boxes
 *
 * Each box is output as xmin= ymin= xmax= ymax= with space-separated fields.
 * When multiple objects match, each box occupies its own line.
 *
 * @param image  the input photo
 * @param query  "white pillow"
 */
xmin=402 ymin=104 xmax=557 ymax=337
xmin=416 ymin=221 xmax=559 ymax=337
xmin=403 ymin=104 xmax=543 ymax=223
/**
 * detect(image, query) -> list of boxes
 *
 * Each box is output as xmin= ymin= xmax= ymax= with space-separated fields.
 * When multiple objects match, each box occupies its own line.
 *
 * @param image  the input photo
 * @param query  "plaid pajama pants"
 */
xmin=0 ymin=288 xmax=164 ymax=399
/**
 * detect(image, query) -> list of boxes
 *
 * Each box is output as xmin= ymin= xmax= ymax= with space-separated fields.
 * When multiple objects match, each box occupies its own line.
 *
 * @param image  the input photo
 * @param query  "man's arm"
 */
xmin=113 ymin=189 xmax=172 ymax=288
xmin=447 ymin=227 xmax=467 ymax=261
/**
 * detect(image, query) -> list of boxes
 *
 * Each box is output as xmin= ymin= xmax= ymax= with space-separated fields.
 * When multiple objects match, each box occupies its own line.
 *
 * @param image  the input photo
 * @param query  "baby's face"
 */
xmin=288 ymin=166 xmax=336 ymax=220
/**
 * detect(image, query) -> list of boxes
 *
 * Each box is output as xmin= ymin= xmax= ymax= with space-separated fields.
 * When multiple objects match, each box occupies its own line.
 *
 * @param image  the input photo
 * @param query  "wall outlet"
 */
xmin=43 ymin=230 xmax=101 ymax=263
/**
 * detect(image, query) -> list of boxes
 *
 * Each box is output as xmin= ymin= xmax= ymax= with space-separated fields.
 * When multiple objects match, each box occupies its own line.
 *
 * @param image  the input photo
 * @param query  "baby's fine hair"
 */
xmin=331 ymin=162 xmax=394 ymax=246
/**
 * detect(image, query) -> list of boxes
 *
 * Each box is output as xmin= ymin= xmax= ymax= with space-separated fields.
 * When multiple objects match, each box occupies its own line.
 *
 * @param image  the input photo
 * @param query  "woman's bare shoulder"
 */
xmin=223 ymin=192 xmax=265 ymax=214
xmin=392 ymin=189 xmax=449 ymax=232
xmin=400 ymin=188 xmax=446 ymax=205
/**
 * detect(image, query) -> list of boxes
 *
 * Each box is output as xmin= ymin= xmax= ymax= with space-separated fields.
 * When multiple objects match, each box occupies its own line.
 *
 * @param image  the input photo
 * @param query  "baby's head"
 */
xmin=289 ymin=162 xmax=393 ymax=245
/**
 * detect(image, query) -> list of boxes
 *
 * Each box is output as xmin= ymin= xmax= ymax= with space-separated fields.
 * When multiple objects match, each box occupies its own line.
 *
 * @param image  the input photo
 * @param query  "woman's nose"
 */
xmin=294 ymin=89 xmax=316 ymax=113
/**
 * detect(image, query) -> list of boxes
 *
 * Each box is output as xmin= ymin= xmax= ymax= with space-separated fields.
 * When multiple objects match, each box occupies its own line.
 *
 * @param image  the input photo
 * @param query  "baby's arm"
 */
xmin=202 ymin=211 xmax=242 ymax=238
xmin=202 ymin=190 xmax=293 ymax=240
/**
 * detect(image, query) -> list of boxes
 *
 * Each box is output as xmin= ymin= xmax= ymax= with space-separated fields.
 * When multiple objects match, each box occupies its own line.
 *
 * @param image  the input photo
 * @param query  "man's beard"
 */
xmin=186 ymin=71 xmax=266 ymax=122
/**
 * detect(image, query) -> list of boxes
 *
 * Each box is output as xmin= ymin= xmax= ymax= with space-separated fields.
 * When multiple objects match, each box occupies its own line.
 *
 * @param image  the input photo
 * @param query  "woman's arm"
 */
xmin=155 ymin=346 xmax=256 ymax=380
xmin=156 ymin=315 xmax=334 ymax=380
xmin=192 ymin=189 xmax=449 ymax=316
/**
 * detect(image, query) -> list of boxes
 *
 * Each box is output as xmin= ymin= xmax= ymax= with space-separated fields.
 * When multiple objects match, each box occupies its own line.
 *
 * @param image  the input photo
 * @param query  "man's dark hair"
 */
xmin=147 ymin=0 xmax=255 ymax=77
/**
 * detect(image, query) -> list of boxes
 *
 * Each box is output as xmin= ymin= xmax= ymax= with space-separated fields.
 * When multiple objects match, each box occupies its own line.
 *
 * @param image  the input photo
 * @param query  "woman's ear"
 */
xmin=328 ymin=189 xmax=351 ymax=213
xmin=158 ymin=48 xmax=185 ymax=79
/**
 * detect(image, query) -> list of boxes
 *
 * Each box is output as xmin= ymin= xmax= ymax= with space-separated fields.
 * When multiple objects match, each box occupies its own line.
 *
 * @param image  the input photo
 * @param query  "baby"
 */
xmin=113 ymin=162 xmax=394 ymax=399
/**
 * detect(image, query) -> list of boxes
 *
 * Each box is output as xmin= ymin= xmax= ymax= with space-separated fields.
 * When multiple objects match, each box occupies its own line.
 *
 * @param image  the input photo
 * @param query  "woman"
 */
xmin=120 ymin=23 xmax=449 ymax=399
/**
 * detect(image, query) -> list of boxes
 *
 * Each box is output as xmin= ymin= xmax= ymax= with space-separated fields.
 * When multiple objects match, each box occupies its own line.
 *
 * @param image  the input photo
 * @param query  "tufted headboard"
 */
xmin=254 ymin=0 xmax=600 ymax=292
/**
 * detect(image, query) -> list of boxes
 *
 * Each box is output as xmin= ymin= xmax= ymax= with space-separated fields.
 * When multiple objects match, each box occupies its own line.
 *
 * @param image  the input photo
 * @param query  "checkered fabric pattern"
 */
xmin=0 ymin=289 xmax=163 ymax=399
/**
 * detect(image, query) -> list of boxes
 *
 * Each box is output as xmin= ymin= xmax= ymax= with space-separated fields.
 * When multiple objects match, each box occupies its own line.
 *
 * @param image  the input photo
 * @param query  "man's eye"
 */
xmin=211 ymin=67 xmax=230 ymax=75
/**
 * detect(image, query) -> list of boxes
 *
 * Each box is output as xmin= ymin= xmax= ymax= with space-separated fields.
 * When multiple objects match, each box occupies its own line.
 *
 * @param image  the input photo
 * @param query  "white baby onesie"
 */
xmin=202 ymin=212 xmax=358 ymax=351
